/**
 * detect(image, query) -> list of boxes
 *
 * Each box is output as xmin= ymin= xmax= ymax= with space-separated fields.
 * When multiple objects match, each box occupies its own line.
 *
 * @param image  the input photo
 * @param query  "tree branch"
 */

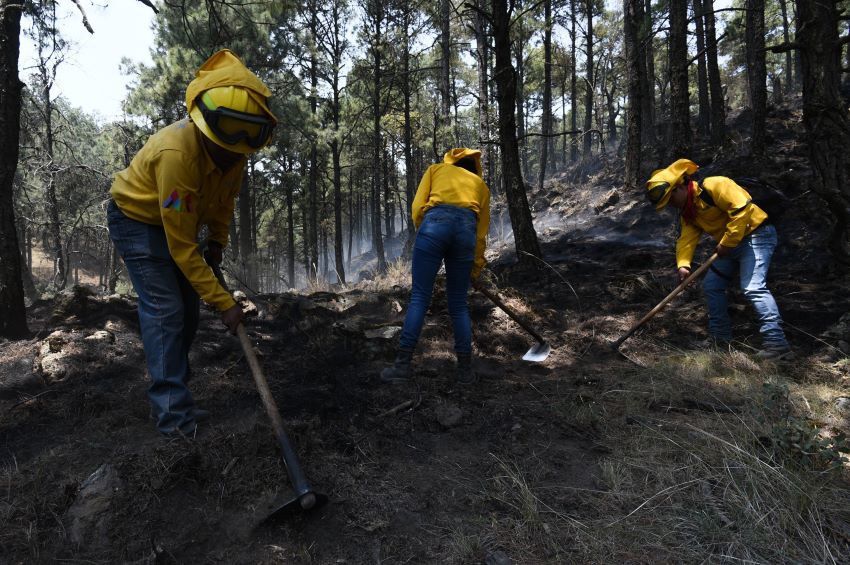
xmin=69 ymin=0 xmax=94 ymax=34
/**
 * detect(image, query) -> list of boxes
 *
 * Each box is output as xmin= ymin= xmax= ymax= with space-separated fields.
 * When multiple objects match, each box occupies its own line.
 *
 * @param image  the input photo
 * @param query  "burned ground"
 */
xmin=2 ymin=106 xmax=850 ymax=564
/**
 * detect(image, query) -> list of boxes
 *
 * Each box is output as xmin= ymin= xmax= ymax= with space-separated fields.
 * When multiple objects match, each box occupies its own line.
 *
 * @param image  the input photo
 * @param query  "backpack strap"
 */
xmin=698 ymin=186 xmax=716 ymax=207
xmin=698 ymin=183 xmax=750 ymax=214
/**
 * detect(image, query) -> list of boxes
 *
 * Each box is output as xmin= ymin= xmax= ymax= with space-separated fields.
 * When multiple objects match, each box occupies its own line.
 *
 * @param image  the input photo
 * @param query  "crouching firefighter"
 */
xmin=107 ymin=49 xmax=278 ymax=437
xmin=645 ymin=158 xmax=792 ymax=360
xmin=381 ymin=148 xmax=491 ymax=385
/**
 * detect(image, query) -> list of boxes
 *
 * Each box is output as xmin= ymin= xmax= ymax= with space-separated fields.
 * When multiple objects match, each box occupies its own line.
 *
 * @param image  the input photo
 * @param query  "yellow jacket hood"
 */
xmin=185 ymin=49 xmax=277 ymax=124
xmin=443 ymin=148 xmax=483 ymax=177
xmin=646 ymin=158 xmax=699 ymax=210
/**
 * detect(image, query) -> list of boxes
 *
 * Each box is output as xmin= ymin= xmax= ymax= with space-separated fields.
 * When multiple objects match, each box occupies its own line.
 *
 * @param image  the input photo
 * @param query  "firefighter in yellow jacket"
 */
xmin=646 ymin=158 xmax=791 ymax=359
xmin=381 ymin=148 xmax=491 ymax=385
xmin=107 ymin=50 xmax=277 ymax=437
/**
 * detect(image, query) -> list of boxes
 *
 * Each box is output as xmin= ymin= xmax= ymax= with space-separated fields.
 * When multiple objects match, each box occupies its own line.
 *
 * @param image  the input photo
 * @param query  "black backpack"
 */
xmin=697 ymin=176 xmax=791 ymax=223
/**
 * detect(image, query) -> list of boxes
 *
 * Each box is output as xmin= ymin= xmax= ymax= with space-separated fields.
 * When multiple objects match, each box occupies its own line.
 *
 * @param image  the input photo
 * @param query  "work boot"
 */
xmin=455 ymin=353 xmax=478 ymax=385
xmin=754 ymin=346 xmax=794 ymax=361
xmin=380 ymin=348 xmax=414 ymax=384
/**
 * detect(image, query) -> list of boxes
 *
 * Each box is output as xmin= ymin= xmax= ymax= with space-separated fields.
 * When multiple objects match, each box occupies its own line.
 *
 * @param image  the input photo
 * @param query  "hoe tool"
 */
xmin=473 ymin=281 xmax=551 ymax=362
xmin=210 ymin=262 xmax=327 ymax=520
xmin=611 ymin=253 xmax=718 ymax=350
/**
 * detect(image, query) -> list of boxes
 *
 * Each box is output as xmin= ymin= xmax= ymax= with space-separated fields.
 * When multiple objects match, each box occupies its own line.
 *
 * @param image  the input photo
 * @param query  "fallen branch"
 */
xmin=378 ymin=399 xmax=415 ymax=418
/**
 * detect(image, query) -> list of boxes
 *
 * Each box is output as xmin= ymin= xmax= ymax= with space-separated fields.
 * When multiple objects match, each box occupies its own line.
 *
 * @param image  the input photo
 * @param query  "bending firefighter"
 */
xmin=646 ymin=158 xmax=792 ymax=360
xmin=107 ymin=50 xmax=277 ymax=437
xmin=381 ymin=149 xmax=491 ymax=385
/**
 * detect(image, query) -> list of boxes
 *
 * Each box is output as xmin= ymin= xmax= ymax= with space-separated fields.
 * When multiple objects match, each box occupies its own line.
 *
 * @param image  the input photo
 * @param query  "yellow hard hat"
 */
xmin=190 ymin=85 xmax=276 ymax=154
xmin=645 ymin=158 xmax=699 ymax=210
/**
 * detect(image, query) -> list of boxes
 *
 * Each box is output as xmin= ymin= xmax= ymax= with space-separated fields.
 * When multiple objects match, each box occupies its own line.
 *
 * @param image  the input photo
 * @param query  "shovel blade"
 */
xmin=522 ymin=341 xmax=551 ymax=362
xmin=259 ymin=490 xmax=328 ymax=524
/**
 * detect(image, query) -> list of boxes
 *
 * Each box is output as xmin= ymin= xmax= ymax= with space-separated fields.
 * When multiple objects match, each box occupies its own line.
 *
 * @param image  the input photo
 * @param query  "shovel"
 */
xmin=473 ymin=281 xmax=551 ymax=362
xmin=611 ymin=253 xmax=718 ymax=350
xmin=209 ymin=261 xmax=327 ymax=519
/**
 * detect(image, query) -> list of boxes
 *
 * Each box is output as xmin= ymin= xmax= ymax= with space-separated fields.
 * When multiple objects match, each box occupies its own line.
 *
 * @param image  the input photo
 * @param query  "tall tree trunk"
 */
xmin=308 ymin=14 xmax=320 ymax=281
xmin=514 ymin=17 xmax=529 ymax=178
xmin=583 ymin=0 xmax=595 ymax=157
xmin=538 ymin=0 xmax=553 ymax=192
xmin=794 ymin=0 xmax=850 ymax=261
xmin=0 ymin=0 xmax=28 ymax=338
xmin=643 ymin=0 xmax=656 ymax=144
xmin=369 ymin=0 xmax=388 ymax=272
xmin=693 ymin=0 xmax=711 ymax=137
xmin=439 ymin=0 xmax=452 ymax=146
xmin=238 ymin=167 xmax=254 ymax=288
xmin=286 ymin=172 xmax=295 ymax=288
xmin=491 ymin=0 xmax=542 ymax=265
xmin=623 ymin=0 xmax=646 ymax=191
xmin=401 ymin=1 xmax=417 ymax=259
xmin=704 ymin=0 xmax=725 ymax=144
xmin=569 ymin=0 xmax=579 ymax=162
xmin=746 ymin=0 xmax=766 ymax=156
xmin=328 ymin=1 xmax=346 ymax=285
xmin=474 ymin=0 xmax=490 ymax=179
xmin=778 ymin=0 xmax=793 ymax=94
xmin=669 ymin=0 xmax=691 ymax=157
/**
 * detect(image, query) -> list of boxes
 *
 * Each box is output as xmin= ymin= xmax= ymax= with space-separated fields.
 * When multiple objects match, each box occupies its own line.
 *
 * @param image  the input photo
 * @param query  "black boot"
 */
xmin=455 ymin=352 xmax=478 ymax=385
xmin=380 ymin=348 xmax=414 ymax=384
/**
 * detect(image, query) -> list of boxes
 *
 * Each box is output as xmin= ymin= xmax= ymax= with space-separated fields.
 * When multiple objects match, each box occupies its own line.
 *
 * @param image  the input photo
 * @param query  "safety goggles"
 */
xmin=196 ymin=95 xmax=274 ymax=149
xmin=646 ymin=181 xmax=671 ymax=204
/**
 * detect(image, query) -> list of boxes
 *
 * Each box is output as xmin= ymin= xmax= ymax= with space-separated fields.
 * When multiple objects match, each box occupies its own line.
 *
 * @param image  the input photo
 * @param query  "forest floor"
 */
xmin=3 ymin=106 xmax=850 ymax=564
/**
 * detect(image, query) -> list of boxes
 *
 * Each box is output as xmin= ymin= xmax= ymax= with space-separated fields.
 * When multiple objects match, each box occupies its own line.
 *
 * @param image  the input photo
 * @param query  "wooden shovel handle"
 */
xmin=473 ymin=281 xmax=546 ymax=344
xmin=612 ymin=253 xmax=719 ymax=349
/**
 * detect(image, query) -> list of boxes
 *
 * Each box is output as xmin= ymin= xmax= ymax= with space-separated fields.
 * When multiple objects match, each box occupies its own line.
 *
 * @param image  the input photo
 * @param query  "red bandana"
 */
xmin=681 ymin=180 xmax=698 ymax=224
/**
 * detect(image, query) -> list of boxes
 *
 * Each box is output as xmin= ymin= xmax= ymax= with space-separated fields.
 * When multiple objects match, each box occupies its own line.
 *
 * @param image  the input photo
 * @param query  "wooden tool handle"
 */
xmin=474 ymin=282 xmax=546 ymax=344
xmin=612 ymin=253 xmax=719 ymax=349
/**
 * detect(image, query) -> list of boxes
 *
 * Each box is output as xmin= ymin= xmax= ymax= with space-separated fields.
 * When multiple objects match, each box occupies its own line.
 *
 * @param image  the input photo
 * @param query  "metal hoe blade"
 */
xmin=261 ymin=491 xmax=329 ymax=523
xmin=522 ymin=341 xmax=551 ymax=362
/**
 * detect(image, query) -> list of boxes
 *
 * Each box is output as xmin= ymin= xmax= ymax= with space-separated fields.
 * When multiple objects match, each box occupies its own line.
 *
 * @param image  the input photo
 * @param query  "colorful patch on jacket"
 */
xmin=162 ymin=191 xmax=193 ymax=213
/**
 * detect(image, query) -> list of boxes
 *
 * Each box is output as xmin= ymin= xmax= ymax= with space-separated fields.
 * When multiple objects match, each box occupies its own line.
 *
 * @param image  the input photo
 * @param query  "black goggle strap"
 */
xmin=197 ymin=93 xmax=273 ymax=148
xmin=646 ymin=181 xmax=671 ymax=203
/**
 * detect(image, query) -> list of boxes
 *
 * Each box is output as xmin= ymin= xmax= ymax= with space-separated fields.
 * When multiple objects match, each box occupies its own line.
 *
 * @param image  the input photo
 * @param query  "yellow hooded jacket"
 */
xmin=411 ymin=149 xmax=491 ymax=279
xmin=110 ymin=50 xmax=274 ymax=311
xmin=676 ymin=177 xmax=768 ymax=269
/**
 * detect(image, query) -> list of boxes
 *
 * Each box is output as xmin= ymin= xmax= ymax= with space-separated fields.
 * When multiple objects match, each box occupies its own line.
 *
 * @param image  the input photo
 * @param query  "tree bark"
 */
xmin=0 ymin=0 xmax=29 ymax=338
xmin=491 ymin=0 xmax=542 ymax=265
xmin=624 ymin=0 xmax=643 ymax=190
xmin=794 ymin=0 xmax=850 ymax=262
xmin=439 ymin=0 xmax=452 ymax=146
xmin=642 ymin=0 xmax=656 ymax=144
xmin=474 ymin=0 xmax=490 ymax=181
xmin=777 ymin=0 xmax=793 ymax=94
xmin=704 ymin=0 xmax=725 ymax=144
xmin=693 ymin=0 xmax=710 ymax=137
xmin=583 ymin=0 xmax=595 ymax=157
xmin=569 ymin=0 xmax=579 ymax=162
xmin=745 ymin=0 xmax=766 ymax=156
xmin=369 ymin=0 xmax=387 ymax=272
xmin=669 ymin=0 xmax=691 ymax=157
xmin=538 ymin=0 xmax=553 ymax=192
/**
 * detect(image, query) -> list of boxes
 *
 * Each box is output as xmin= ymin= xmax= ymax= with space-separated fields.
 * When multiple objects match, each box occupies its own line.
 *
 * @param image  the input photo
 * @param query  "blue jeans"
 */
xmin=702 ymin=223 xmax=789 ymax=349
xmin=399 ymin=205 xmax=477 ymax=355
xmin=107 ymin=200 xmax=201 ymax=434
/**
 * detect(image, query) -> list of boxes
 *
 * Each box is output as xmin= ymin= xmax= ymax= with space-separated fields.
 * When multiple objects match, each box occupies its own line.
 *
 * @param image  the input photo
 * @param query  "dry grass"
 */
xmin=472 ymin=350 xmax=850 ymax=564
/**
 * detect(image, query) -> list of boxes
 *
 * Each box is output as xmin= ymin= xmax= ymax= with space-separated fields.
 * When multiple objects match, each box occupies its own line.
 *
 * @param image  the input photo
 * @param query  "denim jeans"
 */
xmin=702 ymin=223 xmax=789 ymax=349
xmin=107 ymin=200 xmax=201 ymax=434
xmin=399 ymin=205 xmax=478 ymax=355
